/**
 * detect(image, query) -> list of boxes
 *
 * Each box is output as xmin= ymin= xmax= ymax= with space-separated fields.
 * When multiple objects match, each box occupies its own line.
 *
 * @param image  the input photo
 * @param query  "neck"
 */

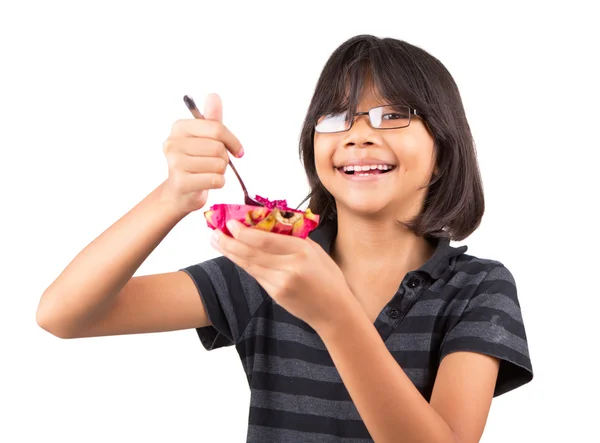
xmin=331 ymin=210 xmax=436 ymax=275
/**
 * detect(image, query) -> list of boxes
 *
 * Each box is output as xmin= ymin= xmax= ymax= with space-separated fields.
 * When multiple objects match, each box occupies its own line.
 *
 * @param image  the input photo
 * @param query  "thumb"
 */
xmin=203 ymin=93 xmax=223 ymax=122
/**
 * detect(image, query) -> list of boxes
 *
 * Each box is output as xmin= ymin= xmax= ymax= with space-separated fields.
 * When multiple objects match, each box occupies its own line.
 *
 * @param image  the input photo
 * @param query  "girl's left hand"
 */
xmin=211 ymin=219 xmax=353 ymax=331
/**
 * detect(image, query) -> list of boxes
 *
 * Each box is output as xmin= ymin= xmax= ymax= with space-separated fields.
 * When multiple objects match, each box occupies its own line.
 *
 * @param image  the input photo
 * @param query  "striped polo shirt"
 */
xmin=181 ymin=221 xmax=533 ymax=442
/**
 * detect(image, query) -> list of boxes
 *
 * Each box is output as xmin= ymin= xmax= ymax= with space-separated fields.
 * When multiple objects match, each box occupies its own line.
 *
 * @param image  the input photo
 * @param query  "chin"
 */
xmin=334 ymin=194 xmax=396 ymax=218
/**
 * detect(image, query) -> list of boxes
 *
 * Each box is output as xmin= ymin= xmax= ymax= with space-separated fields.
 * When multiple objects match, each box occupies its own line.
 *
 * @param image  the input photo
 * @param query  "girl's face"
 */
xmin=314 ymin=85 xmax=437 ymax=220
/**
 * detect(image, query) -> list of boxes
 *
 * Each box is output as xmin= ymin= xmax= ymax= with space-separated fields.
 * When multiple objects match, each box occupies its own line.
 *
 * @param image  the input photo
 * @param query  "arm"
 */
xmin=36 ymin=93 xmax=244 ymax=339
xmin=36 ymin=181 xmax=211 ymax=339
xmin=316 ymin=297 xmax=499 ymax=443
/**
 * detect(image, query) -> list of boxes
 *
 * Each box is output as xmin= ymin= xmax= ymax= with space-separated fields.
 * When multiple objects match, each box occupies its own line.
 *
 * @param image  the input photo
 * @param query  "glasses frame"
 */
xmin=314 ymin=104 xmax=420 ymax=134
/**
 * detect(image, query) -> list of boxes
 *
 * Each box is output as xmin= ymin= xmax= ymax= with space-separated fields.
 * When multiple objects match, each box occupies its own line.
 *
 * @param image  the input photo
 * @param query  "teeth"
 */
xmin=342 ymin=164 xmax=393 ymax=172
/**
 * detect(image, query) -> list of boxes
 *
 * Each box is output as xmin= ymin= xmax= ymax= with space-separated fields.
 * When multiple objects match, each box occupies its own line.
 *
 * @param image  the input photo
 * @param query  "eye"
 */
xmin=315 ymin=111 xmax=351 ymax=133
xmin=382 ymin=112 xmax=408 ymax=120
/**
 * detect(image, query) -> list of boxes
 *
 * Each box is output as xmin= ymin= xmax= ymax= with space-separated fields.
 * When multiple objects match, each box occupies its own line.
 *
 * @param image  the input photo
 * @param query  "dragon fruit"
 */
xmin=204 ymin=195 xmax=319 ymax=239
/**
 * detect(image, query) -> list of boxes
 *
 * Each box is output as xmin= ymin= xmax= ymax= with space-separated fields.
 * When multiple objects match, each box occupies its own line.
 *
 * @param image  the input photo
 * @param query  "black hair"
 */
xmin=299 ymin=35 xmax=484 ymax=241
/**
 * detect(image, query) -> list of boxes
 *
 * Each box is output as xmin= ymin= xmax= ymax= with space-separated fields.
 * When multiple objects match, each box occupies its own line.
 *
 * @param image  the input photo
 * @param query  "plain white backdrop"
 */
xmin=1 ymin=1 xmax=598 ymax=441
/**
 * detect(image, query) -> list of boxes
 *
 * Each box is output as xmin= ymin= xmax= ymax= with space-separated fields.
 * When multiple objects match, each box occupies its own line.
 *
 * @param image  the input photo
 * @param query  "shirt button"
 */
xmin=407 ymin=277 xmax=421 ymax=288
xmin=389 ymin=308 xmax=400 ymax=319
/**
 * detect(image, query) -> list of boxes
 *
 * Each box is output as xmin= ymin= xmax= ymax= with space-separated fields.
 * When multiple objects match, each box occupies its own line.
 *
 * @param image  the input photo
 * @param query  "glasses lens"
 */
xmin=315 ymin=112 xmax=350 ymax=133
xmin=370 ymin=105 xmax=411 ymax=129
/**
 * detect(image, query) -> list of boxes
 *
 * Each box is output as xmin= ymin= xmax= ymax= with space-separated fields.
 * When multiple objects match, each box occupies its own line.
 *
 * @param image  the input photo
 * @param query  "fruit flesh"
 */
xmin=204 ymin=195 xmax=319 ymax=238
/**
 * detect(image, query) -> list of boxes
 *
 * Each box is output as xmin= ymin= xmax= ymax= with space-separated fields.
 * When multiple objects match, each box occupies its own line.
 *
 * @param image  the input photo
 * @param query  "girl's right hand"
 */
xmin=160 ymin=93 xmax=244 ymax=216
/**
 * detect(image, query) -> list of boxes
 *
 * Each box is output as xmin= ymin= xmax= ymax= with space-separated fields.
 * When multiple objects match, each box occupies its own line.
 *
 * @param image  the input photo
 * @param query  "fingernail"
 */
xmin=211 ymin=230 xmax=220 ymax=244
xmin=237 ymin=147 xmax=244 ymax=158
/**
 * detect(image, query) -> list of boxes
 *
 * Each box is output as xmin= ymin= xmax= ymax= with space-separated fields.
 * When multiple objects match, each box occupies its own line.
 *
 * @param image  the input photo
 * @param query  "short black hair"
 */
xmin=299 ymin=35 xmax=484 ymax=241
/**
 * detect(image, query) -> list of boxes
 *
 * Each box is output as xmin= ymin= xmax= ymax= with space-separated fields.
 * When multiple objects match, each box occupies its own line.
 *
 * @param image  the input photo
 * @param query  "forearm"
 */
xmin=37 ymin=180 xmax=187 ymax=335
xmin=316 ymin=299 xmax=458 ymax=443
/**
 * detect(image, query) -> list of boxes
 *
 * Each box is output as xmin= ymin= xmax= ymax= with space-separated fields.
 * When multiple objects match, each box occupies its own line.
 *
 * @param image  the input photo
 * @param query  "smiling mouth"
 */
xmin=336 ymin=164 xmax=396 ymax=176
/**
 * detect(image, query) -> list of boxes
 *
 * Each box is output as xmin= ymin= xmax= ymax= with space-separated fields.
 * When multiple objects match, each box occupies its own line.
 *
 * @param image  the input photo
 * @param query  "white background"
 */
xmin=1 ymin=1 xmax=598 ymax=442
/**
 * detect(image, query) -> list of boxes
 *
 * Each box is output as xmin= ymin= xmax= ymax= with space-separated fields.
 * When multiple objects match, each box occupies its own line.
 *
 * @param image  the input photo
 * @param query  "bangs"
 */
xmin=310 ymin=36 xmax=428 ymax=121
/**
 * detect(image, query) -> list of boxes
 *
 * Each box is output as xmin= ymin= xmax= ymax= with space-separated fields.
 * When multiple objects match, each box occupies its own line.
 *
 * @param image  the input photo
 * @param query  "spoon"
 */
xmin=183 ymin=95 xmax=263 ymax=207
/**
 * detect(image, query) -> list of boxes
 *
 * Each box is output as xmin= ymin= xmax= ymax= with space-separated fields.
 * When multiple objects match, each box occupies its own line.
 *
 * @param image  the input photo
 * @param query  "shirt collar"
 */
xmin=309 ymin=221 xmax=468 ymax=280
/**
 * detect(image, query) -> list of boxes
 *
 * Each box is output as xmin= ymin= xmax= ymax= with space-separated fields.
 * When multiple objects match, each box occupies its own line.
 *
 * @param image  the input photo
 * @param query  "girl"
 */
xmin=37 ymin=35 xmax=533 ymax=442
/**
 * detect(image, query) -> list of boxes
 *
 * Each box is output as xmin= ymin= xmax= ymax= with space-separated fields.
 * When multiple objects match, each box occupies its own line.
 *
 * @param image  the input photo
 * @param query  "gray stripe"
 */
xmin=240 ymin=317 xmax=326 ymax=350
xmin=446 ymin=321 xmax=529 ymax=355
xmin=251 ymin=390 xmax=361 ymax=420
xmin=244 ymin=354 xmax=342 ymax=383
xmin=467 ymin=292 xmax=524 ymax=323
xmin=247 ymin=425 xmax=372 ymax=443
xmin=447 ymin=269 xmax=488 ymax=287
xmin=405 ymin=298 xmax=468 ymax=317
xmin=199 ymin=260 xmax=239 ymax=339
xmin=236 ymin=265 xmax=266 ymax=314
xmin=385 ymin=332 xmax=436 ymax=352
xmin=485 ymin=265 xmax=515 ymax=283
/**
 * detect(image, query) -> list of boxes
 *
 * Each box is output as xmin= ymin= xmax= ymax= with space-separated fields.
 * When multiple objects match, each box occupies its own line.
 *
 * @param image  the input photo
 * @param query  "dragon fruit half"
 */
xmin=204 ymin=195 xmax=319 ymax=239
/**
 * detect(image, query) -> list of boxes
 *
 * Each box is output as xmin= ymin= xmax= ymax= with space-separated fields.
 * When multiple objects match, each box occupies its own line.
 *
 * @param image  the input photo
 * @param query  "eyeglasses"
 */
xmin=314 ymin=104 xmax=419 ymax=134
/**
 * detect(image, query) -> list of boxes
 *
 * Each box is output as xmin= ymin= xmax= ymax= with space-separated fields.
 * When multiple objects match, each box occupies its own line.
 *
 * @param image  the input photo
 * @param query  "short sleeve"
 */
xmin=440 ymin=265 xmax=533 ymax=396
xmin=180 ymin=255 xmax=267 ymax=351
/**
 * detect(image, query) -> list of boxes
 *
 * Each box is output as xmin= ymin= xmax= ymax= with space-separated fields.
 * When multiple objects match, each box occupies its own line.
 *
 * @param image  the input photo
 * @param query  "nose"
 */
xmin=342 ymin=113 xmax=377 ymax=148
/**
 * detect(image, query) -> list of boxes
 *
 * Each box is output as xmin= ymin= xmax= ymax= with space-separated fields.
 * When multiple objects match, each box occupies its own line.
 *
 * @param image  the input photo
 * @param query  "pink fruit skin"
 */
xmin=204 ymin=204 xmax=251 ymax=236
xmin=204 ymin=197 xmax=319 ymax=239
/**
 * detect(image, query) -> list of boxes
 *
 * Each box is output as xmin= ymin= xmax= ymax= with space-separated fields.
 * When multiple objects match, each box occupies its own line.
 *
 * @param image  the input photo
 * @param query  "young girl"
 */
xmin=37 ymin=35 xmax=533 ymax=443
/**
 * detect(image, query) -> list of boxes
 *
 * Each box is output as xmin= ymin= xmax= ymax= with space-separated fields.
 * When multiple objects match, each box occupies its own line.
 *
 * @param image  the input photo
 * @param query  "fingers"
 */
xmin=165 ymin=138 xmax=230 ymax=164
xmin=212 ymin=229 xmax=284 ymax=269
xmin=226 ymin=220 xmax=305 ymax=255
xmin=170 ymin=119 xmax=243 ymax=158
xmin=168 ymin=155 xmax=228 ymax=176
xmin=175 ymin=173 xmax=225 ymax=193
xmin=160 ymin=93 xmax=243 ymax=214
xmin=214 ymin=242 xmax=278 ymax=292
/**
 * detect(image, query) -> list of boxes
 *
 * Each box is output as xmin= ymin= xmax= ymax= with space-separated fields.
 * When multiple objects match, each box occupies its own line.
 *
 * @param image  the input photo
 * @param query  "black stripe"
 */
xmin=390 ymin=350 xmax=439 ymax=369
xmin=251 ymin=371 xmax=351 ymax=401
xmin=397 ymin=315 xmax=462 ymax=334
xmin=237 ymin=336 xmax=332 ymax=365
xmin=246 ymin=425 xmax=372 ymax=443
xmin=248 ymin=407 xmax=372 ymax=439
xmin=421 ymin=284 xmax=478 ymax=301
